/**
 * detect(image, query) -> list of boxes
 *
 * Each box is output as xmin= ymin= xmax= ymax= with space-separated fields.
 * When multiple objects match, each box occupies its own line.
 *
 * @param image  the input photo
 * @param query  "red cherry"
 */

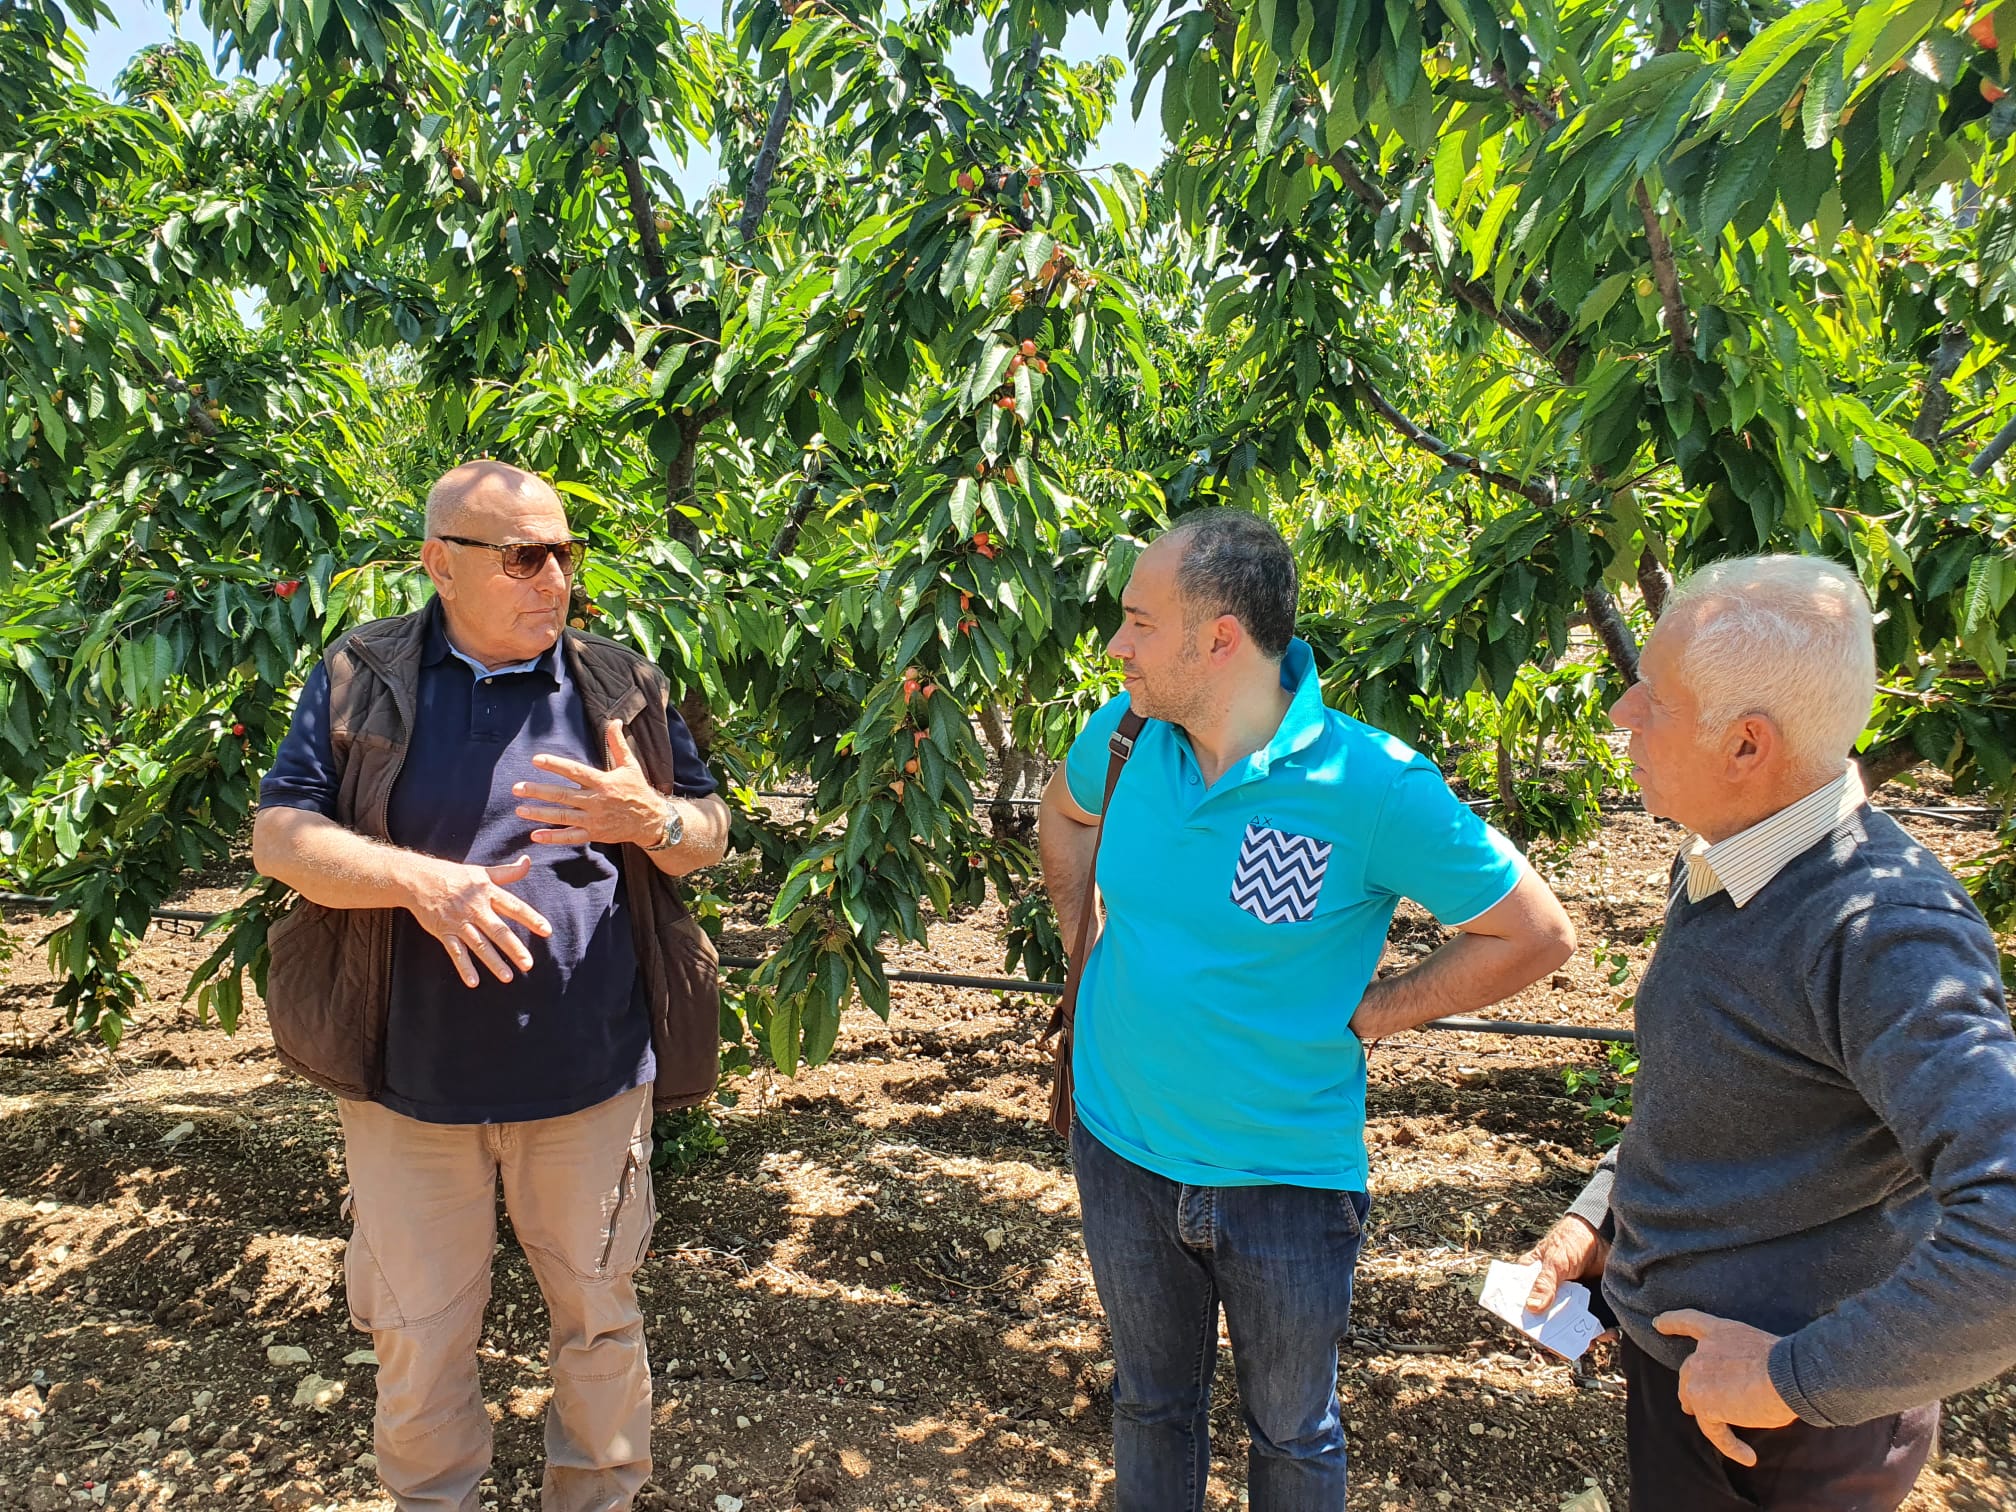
xmin=231 ymin=723 xmax=246 ymax=736
xmin=274 ymin=579 xmax=300 ymax=598
xmin=164 ymin=588 xmax=178 ymax=602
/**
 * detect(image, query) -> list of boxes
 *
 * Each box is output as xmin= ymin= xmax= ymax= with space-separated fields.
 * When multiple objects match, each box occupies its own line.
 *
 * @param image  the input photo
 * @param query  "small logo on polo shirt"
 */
xmin=1231 ymin=823 xmax=1331 ymax=924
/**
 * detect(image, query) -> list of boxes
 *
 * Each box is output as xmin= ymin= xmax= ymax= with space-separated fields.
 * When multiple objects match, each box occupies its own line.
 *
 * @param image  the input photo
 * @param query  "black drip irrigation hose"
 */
xmin=0 ymin=894 xmax=1635 ymax=1045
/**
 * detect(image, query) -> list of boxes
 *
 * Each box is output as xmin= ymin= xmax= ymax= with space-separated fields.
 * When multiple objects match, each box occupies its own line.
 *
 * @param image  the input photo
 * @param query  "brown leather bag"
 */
xmin=1044 ymin=709 xmax=1147 ymax=1138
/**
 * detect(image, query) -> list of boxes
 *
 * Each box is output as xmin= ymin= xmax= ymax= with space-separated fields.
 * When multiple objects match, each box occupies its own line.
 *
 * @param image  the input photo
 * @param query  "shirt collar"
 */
xmin=1683 ymin=762 xmax=1866 ymax=908
xmin=1247 ymin=638 xmax=1328 ymax=778
xmin=423 ymin=604 xmax=557 ymax=682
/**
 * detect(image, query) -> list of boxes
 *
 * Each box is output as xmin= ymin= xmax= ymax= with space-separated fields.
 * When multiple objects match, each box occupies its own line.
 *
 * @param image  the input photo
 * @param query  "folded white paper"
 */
xmin=1477 ymin=1259 xmax=1605 ymax=1361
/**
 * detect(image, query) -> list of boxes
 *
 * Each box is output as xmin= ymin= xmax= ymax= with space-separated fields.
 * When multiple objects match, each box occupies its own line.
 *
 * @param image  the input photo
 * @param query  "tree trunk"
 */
xmin=678 ymin=687 xmax=715 ymax=762
xmin=1912 ymin=324 xmax=1971 ymax=449
xmin=1584 ymin=584 xmax=1641 ymax=684
xmin=1495 ymin=735 xmax=1530 ymax=851
xmin=1855 ymin=737 xmax=1923 ymax=793
xmin=1636 ymin=547 xmax=1672 ymax=620
xmin=738 ymin=81 xmax=794 ymax=244
xmin=769 ymin=467 xmax=823 ymax=561
xmin=976 ymin=701 xmax=1043 ymax=840
xmin=1972 ymin=412 xmax=2016 ymax=477
xmin=663 ymin=411 xmax=707 ymax=547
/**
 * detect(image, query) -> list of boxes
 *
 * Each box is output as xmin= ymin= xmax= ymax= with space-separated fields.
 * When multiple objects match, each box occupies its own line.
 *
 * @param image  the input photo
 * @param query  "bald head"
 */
xmin=418 ymin=459 xmax=573 ymax=668
xmin=424 ymin=460 xmax=565 ymax=540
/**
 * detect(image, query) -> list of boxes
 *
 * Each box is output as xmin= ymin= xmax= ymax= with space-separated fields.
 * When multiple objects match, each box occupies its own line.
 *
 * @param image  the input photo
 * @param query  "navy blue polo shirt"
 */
xmin=259 ymin=609 xmax=717 ymax=1124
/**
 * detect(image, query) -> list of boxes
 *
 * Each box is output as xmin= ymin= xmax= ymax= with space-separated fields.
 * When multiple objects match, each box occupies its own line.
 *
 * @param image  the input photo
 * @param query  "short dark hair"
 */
xmin=1163 ymin=509 xmax=1298 ymax=660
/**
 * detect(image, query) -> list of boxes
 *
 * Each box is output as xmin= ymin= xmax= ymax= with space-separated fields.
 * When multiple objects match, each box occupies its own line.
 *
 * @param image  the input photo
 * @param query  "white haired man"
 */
xmin=1522 ymin=555 xmax=2016 ymax=1510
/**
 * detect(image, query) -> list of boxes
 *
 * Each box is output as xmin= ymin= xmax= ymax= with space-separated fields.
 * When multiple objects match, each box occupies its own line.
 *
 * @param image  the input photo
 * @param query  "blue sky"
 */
xmin=78 ymin=0 xmax=1167 ymax=198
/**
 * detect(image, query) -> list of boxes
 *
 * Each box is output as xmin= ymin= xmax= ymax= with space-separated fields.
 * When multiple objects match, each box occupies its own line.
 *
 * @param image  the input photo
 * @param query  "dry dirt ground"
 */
xmin=1 ymin=806 xmax=2012 ymax=1511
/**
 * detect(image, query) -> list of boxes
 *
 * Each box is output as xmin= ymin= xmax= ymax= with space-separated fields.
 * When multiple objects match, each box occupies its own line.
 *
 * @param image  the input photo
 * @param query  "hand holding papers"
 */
xmin=1478 ymin=1259 xmax=1606 ymax=1362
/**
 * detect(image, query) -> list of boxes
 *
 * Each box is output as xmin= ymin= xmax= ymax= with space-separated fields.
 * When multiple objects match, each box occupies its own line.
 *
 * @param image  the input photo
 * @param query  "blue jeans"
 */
xmin=1072 ymin=1122 xmax=1371 ymax=1512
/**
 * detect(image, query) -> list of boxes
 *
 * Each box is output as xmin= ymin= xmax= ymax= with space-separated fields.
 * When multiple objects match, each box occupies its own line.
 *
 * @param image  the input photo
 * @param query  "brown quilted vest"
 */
xmin=261 ymin=602 xmax=721 ymax=1112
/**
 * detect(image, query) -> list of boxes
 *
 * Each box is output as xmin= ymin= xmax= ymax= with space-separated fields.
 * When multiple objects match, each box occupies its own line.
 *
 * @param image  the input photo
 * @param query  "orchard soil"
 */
xmin=0 ymin=805 xmax=2011 ymax=1511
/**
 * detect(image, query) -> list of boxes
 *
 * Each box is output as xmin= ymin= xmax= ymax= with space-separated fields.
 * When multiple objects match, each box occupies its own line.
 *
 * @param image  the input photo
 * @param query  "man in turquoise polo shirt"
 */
xmin=1039 ymin=510 xmax=1576 ymax=1511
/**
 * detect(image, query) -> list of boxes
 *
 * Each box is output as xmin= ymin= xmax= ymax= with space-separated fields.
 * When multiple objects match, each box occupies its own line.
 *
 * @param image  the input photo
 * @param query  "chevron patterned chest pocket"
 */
xmin=1230 ymin=823 xmax=1333 ymax=925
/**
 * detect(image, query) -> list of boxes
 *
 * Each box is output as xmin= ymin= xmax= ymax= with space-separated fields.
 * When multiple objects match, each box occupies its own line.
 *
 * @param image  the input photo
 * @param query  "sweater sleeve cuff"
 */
xmin=1767 ymin=1333 xmax=1840 ymax=1429
xmin=1566 ymin=1163 xmax=1615 ymax=1237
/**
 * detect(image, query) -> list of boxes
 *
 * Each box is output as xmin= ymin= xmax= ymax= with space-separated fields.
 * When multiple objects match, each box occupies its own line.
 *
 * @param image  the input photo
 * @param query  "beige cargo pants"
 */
xmin=337 ymin=1085 xmax=656 ymax=1512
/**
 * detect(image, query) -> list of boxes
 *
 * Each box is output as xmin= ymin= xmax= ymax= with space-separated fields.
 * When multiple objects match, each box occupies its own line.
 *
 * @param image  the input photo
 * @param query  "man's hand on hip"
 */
xmin=1519 ymin=1214 xmax=1609 ymax=1314
xmin=404 ymin=854 xmax=554 ymax=988
xmin=514 ymin=720 xmax=668 ymax=848
xmin=1653 ymin=1308 xmax=1799 ymax=1465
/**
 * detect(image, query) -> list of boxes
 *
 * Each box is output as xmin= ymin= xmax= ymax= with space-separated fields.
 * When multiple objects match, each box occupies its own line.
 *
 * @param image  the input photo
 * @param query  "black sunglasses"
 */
xmin=436 ymin=534 xmax=586 ymax=580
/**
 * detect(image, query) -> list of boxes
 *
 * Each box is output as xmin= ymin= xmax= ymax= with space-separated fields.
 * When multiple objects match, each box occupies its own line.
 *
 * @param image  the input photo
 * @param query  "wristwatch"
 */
xmin=645 ymin=799 xmax=685 ymax=853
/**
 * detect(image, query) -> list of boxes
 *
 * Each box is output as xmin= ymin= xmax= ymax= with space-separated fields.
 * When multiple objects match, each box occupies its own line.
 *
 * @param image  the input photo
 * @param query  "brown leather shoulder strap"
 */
xmin=1063 ymin=710 xmax=1146 ymax=977
xmin=1045 ymin=708 xmax=1146 ymax=1138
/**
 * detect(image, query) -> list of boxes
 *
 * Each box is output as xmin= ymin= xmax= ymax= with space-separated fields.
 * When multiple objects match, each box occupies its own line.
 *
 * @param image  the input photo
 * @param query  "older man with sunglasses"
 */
xmin=253 ymin=460 xmax=730 ymax=1511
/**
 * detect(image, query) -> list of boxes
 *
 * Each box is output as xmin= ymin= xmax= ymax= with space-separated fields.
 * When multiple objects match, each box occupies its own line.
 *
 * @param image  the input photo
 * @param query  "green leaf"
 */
xmin=1575 ymin=272 xmax=1633 ymax=332
xmin=949 ymin=476 xmax=978 ymax=535
xmin=967 ymin=342 xmax=1013 ymax=408
xmin=1879 ymin=70 xmax=1938 ymax=161
xmin=1020 ymin=230 xmax=1055 ymax=280
xmin=767 ymin=988 xmax=802 ymax=1077
xmin=1254 ymin=81 xmax=1292 ymax=154
xmin=1705 ymin=0 xmax=1845 ymax=135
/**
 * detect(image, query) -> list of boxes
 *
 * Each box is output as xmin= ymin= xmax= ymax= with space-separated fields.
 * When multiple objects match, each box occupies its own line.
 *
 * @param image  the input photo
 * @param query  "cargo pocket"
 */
xmin=343 ymin=1225 xmax=406 ymax=1332
xmin=597 ymin=1136 xmax=657 ymax=1279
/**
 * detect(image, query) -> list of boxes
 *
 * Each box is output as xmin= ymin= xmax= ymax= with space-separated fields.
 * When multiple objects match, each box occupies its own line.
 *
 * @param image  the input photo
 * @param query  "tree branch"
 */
xmin=1000 ymin=33 xmax=1048 ymax=134
xmin=1637 ymin=545 xmax=1672 ymax=620
xmin=614 ymin=113 xmax=681 ymax=329
xmin=663 ymin=408 xmax=715 ymax=547
xmin=1357 ymin=376 xmax=1644 ymax=681
xmin=1856 ymin=737 xmax=1924 ymax=792
xmin=1636 ymin=182 xmax=1691 ymax=351
xmin=1973 ymin=411 xmax=2016 ymax=477
xmin=1495 ymin=735 xmax=1531 ymax=849
xmin=1911 ymin=323 xmax=1970 ymax=449
xmin=1490 ymin=65 xmax=1558 ymax=131
xmin=1355 ymin=379 xmax=1556 ymax=509
xmin=1583 ymin=583 xmax=1641 ymax=684
xmin=1331 ymin=154 xmax=1582 ymax=378
xmin=738 ymin=81 xmax=795 ymax=243
xmin=768 ymin=461 xmax=824 ymax=560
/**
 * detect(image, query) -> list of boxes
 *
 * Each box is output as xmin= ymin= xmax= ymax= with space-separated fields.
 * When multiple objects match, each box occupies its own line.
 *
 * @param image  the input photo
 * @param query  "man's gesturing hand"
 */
xmin=406 ymin=854 xmax=554 ymax=987
xmin=1653 ymin=1309 xmax=1798 ymax=1465
xmin=514 ymin=720 xmax=668 ymax=848
xmin=1519 ymin=1214 xmax=1609 ymax=1313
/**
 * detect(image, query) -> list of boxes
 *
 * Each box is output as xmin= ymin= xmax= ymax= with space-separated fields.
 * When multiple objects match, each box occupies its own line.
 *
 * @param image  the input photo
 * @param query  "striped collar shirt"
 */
xmin=1683 ymin=763 xmax=1867 ymax=907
